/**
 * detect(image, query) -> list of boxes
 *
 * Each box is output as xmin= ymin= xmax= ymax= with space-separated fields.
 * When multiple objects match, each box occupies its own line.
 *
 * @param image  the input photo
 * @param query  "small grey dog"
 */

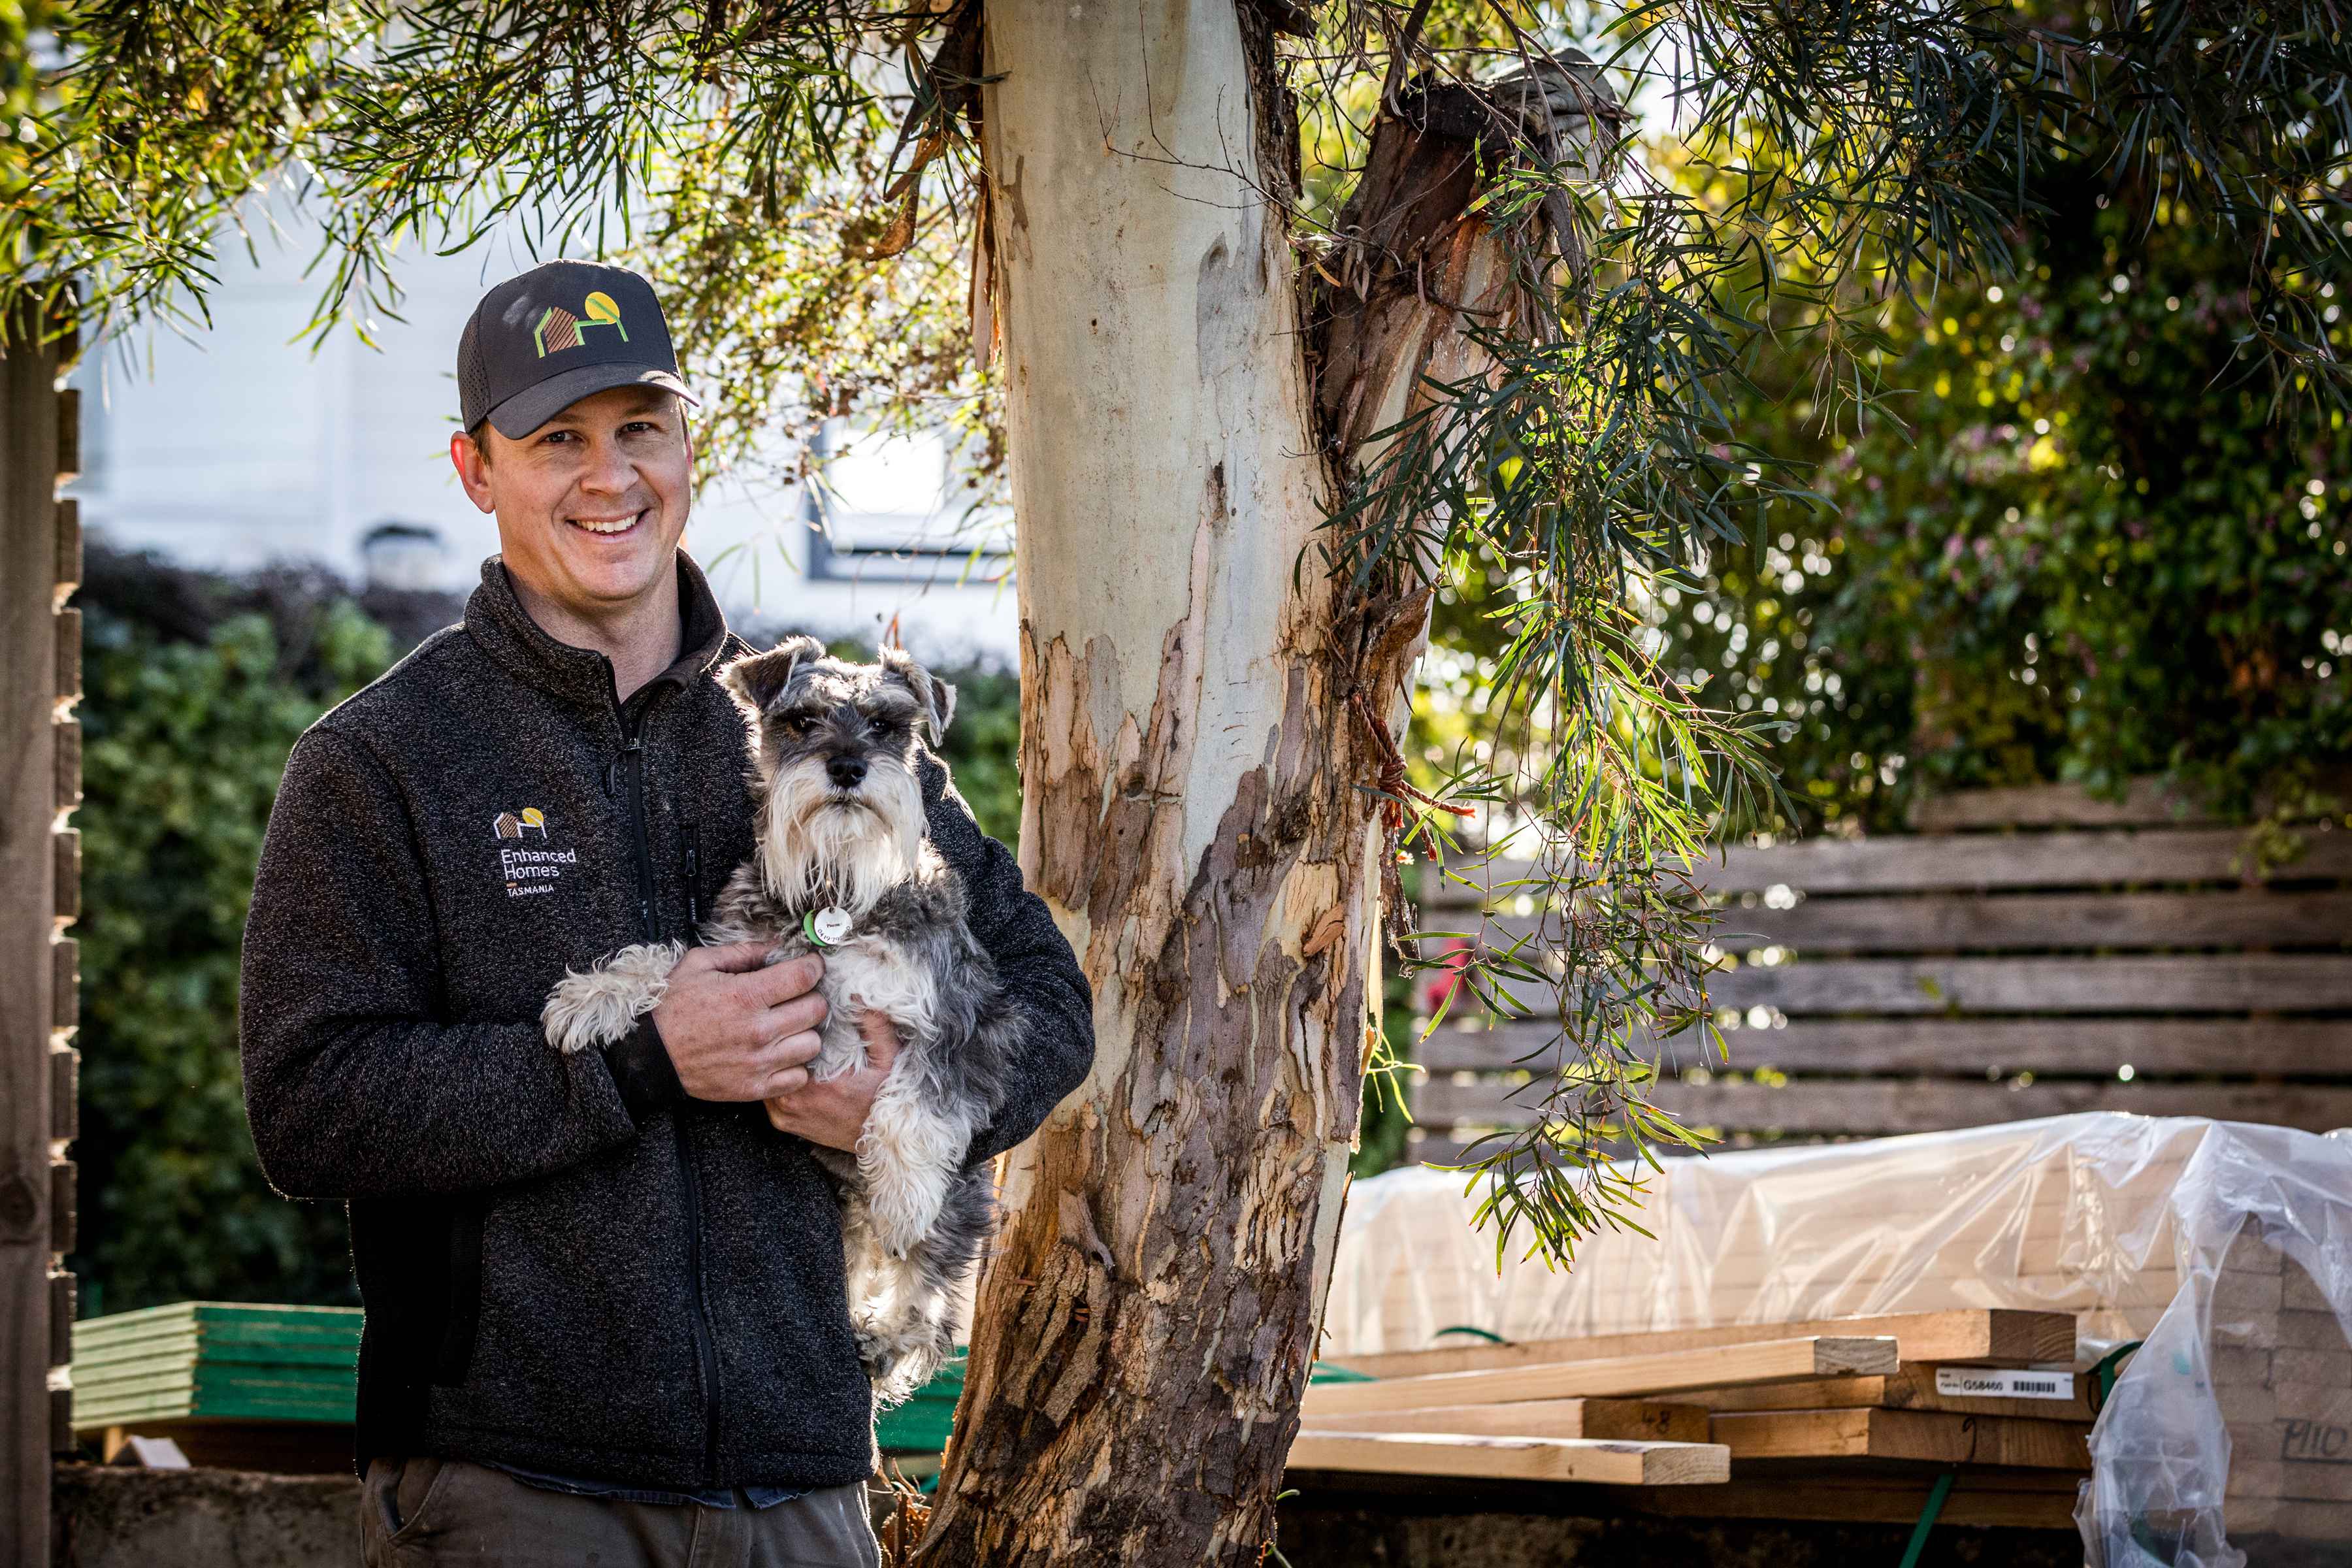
xmin=540 ymin=636 xmax=1021 ymax=1406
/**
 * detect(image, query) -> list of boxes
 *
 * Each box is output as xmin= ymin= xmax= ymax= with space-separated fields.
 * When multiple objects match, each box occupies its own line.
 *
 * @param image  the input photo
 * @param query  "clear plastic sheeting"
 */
xmin=2076 ymin=1120 xmax=2352 ymax=1567
xmin=1318 ymin=1114 xmax=2352 ymax=1561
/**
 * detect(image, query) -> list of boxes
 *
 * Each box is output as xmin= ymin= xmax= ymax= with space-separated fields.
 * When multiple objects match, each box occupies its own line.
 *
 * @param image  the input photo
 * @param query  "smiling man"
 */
xmin=237 ymin=260 xmax=1095 ymax=1567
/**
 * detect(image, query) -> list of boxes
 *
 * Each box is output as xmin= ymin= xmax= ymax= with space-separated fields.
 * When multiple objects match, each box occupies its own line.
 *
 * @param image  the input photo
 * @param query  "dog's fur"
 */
xmin=540 ymin=636 xmax=1021 ymax=1407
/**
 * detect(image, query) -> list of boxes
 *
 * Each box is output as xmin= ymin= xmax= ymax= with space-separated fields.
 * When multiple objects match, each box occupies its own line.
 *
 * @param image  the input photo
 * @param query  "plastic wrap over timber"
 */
xmin=1319 ymin=1113 xmax=2352 ymax=1559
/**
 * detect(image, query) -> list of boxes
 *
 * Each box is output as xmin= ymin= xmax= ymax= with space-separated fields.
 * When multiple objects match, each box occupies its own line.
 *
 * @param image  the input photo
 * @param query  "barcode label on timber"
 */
xmin=1935 ymin=1367 xmax=2076 ymax=1401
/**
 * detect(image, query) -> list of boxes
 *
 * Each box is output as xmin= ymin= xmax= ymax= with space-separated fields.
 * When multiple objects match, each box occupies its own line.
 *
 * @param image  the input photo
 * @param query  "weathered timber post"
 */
xmin=1 ymin=306 xmax=80 ymax=1567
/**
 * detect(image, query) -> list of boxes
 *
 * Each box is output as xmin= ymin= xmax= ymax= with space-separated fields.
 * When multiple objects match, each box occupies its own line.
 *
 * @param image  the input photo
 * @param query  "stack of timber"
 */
xmin=1409 ymin=777 xmax=2352 ymax=1156
xmin=1291 ymin=1309 xmax=2097 ymax=1529
xmin=1326 ymin=1117 xmax=2212 ymax=1356
xmin=69 ymin=1302 xmax=361 ymax=1472
xmin=2197 ymin=1224 xmax=2352 ymax=1548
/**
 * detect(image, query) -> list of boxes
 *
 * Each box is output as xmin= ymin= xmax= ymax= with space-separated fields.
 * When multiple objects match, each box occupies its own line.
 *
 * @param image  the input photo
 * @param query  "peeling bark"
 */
xmin=919 ymin=9 xmax=1599 ymax=1563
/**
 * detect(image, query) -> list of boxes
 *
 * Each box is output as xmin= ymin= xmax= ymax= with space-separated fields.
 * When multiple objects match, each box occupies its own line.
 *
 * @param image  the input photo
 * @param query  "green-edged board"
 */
xmin=877 ymin=1350 xmax=966 ymax=1454
xmin=70 ymin=1303 xmax=363 ymax=1431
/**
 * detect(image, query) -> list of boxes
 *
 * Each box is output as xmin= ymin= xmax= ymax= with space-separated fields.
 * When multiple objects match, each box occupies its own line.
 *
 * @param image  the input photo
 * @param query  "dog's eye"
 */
xmin=779 ymin=715 xmax=813 ymax=738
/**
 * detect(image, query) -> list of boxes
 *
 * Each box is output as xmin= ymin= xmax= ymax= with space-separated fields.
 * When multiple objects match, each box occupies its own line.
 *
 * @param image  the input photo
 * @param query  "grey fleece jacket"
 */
xmin=238 ymin=553 xmax=1094 ymax=1489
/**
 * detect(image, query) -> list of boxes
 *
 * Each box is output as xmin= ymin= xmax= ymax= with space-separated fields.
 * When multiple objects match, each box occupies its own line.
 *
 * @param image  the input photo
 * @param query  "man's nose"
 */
xmin=826 ymin=756 xmax=868 ymax=789
xmin=578 ymin=438 xmax=635 ymax=494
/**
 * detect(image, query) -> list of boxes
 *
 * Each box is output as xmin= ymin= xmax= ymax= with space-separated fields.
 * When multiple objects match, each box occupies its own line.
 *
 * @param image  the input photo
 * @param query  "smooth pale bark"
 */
xmin=922 ymin=4 xmax=1550 ymax=1561
xmin=919 ymin=1 xmax=1379 ymax=1562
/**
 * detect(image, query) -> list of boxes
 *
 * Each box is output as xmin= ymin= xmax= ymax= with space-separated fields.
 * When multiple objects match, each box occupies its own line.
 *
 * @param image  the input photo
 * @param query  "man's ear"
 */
xmin=721 ymin=635 xmax=826 ymax=715
xmin=881 ymin=647 xmax=958 ymax=745
xmin=450 ymin=429 xmax=495 ymax=515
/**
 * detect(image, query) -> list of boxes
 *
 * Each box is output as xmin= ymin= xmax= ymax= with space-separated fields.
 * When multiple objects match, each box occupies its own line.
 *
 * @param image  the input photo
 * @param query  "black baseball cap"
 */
xmin=457 ymin=259 xmax=698 ymax=440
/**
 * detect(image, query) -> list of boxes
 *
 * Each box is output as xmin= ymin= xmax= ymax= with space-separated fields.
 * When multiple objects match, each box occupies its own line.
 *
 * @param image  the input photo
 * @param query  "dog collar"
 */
xmin=802 ymin=906 xmax=855 ymax=947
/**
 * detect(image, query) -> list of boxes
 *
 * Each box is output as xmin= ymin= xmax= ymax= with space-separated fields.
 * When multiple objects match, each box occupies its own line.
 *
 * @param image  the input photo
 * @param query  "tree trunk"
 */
xmin=921 ymin=5 xmax=1546 ymax=1560
xmin=917 ymin=1 xmax=1379 ymax=1561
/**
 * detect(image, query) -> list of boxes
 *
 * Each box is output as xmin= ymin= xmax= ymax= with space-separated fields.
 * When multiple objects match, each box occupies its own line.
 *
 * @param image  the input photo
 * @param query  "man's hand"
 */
xmin=764 ymin=1007 xmax=901 ymax=1151
xmin=649 ymin=943 xmax=827 ymax=1101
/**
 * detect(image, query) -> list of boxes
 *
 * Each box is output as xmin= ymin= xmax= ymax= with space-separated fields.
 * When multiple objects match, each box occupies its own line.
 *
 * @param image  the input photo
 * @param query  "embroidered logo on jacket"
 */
xmin=493 ymin=808 xmax=577 ymax=897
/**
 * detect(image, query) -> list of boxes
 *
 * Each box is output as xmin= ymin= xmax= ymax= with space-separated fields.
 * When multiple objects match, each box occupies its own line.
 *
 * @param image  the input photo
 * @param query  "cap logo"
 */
xmin=532 ymin=291 xmax=629 ymax=357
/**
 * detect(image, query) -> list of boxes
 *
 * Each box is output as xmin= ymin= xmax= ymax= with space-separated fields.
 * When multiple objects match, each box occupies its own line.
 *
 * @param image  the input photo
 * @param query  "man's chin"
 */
xmin=547 ymin=534 xmax=679 ymax=602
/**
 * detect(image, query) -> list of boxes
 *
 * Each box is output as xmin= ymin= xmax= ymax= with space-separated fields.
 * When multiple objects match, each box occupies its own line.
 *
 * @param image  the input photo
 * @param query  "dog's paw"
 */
xmin=855 ymin=1329 xmax=903 ymax=1392
xmin=858 ymin=1328 xmax=942 ymax=1410
xmin=864 ymin=1172 xmax=947 ymax=1260
xmin=541 ymin=941 xmax=683 ymax=1054
xmin=858 ymin=1106 xmax=965 ymax=1256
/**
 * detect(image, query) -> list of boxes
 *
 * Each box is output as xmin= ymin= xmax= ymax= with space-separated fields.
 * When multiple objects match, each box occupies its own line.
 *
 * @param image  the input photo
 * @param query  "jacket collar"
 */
xmin=463 ymin=550 xmax=736 ymax=713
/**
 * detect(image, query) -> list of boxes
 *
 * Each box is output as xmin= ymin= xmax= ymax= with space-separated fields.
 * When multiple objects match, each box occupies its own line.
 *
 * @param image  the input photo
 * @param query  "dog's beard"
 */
xmin=758 ymin=755 xmax=925 ymax=915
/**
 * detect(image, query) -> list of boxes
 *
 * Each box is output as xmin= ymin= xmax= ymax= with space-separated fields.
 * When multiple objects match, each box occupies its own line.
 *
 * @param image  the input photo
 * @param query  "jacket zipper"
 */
xmin=617 ymin=723 xmax=657 ymax=943
xmin=674 ymin=1120 xmax=721 ymax=1484
xmin=612 ymin=680 xmax=724 ymax=1487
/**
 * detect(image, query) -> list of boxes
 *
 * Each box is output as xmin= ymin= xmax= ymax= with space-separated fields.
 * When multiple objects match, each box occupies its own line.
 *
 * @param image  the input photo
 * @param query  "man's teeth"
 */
xmin=571 ymin=513 xmax=642 ymax=534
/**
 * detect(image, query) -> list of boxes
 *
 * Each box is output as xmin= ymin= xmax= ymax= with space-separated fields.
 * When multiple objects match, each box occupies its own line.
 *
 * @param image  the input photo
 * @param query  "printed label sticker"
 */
xmin=1934 ymin=1367 xmax=2076 ymax=1401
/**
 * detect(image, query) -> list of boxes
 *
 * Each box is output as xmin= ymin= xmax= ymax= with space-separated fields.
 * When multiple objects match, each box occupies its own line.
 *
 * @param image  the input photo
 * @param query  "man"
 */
xmin=238 ymin=259 xmax=1095 ymax=1566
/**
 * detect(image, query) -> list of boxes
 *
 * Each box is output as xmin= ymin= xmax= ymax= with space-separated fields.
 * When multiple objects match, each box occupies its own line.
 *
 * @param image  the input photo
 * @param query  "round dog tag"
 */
xmin=806 ymin=906 xmax=855 ymax=947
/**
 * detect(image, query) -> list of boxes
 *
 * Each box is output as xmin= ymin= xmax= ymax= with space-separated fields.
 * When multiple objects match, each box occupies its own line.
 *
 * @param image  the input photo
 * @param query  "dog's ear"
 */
xmin=721 ymin=635 xmax=825 ymax=716
xmin=880 ymin=647 xmax=958 ymax=745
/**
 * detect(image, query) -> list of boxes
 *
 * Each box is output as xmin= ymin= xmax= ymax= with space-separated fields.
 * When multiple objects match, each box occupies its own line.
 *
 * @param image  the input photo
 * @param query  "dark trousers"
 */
xmin=360 ymin=1456 xmax=885 ymax=1567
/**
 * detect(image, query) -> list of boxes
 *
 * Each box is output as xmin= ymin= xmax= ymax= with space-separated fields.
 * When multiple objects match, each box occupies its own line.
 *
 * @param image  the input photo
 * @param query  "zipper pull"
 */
xmin=681 ymin=823 xmax=702 ymax=928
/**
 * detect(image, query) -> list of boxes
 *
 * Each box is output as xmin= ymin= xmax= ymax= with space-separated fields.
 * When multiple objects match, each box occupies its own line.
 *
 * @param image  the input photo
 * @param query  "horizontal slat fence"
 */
xmin=1406 ymin=780 xmax=2352 ymax=1158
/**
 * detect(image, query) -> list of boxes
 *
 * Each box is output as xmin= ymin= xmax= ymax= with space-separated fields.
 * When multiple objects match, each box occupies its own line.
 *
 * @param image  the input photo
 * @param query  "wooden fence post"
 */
xmin=2 ymin=305 xmax=78 ymax=1567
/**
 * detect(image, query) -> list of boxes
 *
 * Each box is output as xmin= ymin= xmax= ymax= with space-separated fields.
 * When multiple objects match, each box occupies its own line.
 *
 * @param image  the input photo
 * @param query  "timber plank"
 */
xmin=1685 ymin=1364 xmax=2100 ymax=1423
xmin=1421 ymin=1017 xmax=2352 ymax=1077
xmin=47 ymin=1050 xmax=73 ymax=1145
xmin=1298 ymin=1398 xmax=1709 ymax=1443
xmin=1286 ymin=1431 xmax=1730 ymax=1486
xmin=1420 ymin=827 xmax=2352 ymax=906
xmin=1414 ymin=1075 xmax=2352 ymax=1135
xmin=50 ymin=937 xmax=74 ymax=1034
xmin=1323 ymin=1311 xmax=2075 ymax=1381
xmin=1616 ymin=1468 xmax=2084 ymax=1530
xmin=1699 ymin=827 xmax=2352 ymax=892
xmin=1299 ymin=1337 xmax=1897 ymax=1418
xmin=1710 ymin=1407 xmax=2093 ymax=1469
xmin=53 ymin=717 xmax=76 ymax=817
xmin=1706 ymin=954 xmax=2352 ymax=1014
xmin=3 ymin=306 xmax=69 ymax=1560
xmin=1908 ymin=778 xmax=2215 ymax=831
xmin=1705 ymin=889 xmax=2352 ymax=955
xmin=90 ymin=1420 xmax=353 ymax=1477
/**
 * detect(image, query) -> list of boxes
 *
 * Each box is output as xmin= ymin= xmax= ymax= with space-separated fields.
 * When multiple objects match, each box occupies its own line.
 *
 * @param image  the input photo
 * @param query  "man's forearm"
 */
xmin=242 ymin=1012 xmax=672 ymax=1200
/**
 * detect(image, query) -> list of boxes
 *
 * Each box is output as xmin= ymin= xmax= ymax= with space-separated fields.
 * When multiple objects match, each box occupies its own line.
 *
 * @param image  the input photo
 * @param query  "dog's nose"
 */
xmin=826 ymin=755 xmax=868 ymax=789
